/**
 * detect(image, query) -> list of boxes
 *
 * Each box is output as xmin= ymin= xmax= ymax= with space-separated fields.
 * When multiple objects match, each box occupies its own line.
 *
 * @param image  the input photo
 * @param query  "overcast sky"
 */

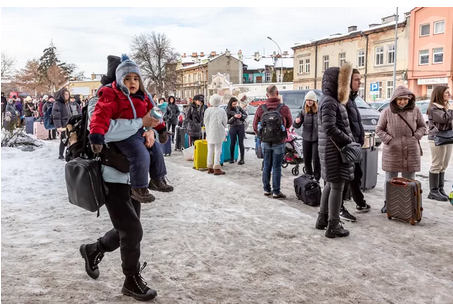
xmin=1 ymin=6 xmax=414 ymax=78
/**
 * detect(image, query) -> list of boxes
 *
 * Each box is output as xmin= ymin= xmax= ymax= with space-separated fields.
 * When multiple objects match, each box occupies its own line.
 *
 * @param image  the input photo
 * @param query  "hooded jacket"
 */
xmin=203 ymin=105 xmax=228 ymax=144
xmin=227 ymin=106 xmax=248 ymax=127
xmin=186 ymin=102 xmax=206 ymax=137
xmin=52 ymin=88 xmax=72 ymax=129
xmin=318 ymin=63 xmax=355 ymax=183
xmin=6 ymin=100 xmax=18 ymax=118
xmin=345 ymin=91 xmax=365 ymax=146
xmin=164 ymin=98 xmax=180 ymax=125
xmin=376 ymin=85 xmax=426 ymax=173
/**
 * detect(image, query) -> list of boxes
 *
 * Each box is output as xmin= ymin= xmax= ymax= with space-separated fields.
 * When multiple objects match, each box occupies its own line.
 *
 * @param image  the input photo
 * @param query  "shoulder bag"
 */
xmin=329 ymin=137 xmax=362 ymax=163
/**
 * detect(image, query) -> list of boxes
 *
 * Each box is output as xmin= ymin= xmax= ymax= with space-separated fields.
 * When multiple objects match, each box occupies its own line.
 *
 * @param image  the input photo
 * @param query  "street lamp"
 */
xmin=267 ymin=36 xmax=283 ymax=84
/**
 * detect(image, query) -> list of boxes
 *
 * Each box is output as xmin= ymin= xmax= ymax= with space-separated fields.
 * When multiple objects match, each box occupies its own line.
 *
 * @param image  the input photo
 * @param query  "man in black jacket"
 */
xmin=340 ymin=69 xmax=370 ymax=222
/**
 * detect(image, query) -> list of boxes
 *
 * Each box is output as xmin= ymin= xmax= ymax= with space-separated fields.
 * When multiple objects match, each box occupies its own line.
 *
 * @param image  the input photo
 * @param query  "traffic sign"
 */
xmin=370 ymin=82 xmax=379 ymax=92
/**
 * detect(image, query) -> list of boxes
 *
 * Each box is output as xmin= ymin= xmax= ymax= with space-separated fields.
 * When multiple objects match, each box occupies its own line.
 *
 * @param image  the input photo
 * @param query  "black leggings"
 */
xmin=302 ymin=140 xmax=321 ymax=181
xmin=48 ymin=129 xmax=56 ymax=139
xmin=167 ymin=123 xmax=176 ymax=141
xmin=229 ymin=124 xmax=245 ymax=160
xmin=59 ymin=130 xmax=66 ymax=157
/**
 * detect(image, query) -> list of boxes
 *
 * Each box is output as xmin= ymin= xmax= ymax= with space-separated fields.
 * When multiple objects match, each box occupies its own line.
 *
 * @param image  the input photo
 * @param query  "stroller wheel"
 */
xmin=303 ymin=166 xmax=306 ymax=174
xmin=281 ymin=159 xmax=288 ymax=168
xmin=292 ymin=167 xmax=299 ymax=176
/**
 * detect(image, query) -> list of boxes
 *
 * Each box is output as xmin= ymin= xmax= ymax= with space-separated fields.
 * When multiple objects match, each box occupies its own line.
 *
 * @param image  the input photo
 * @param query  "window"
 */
xmin=298 ymin=86 xmax=303 ymax=90
xmin=386 ymin=81 xmax=394 ymax=99
xmin=375 ymin=47 xmax=384 ymax=65
xmin=433 ymin=48 xmax=443 ymax=64
xmin=278 ymin=74 xmax=282 ymax=82
xmin=434 ymin=21 xmax=445 ymax=34
xmin=266 ymin=73 xmax=271 ymax=82
xmin=339 ymin=53 xmax=346 ymax=66
xmin=358 ymin=83 xmax=364 ymax=98
xmin=357 ymin=49 xmax=365 ymax=67
xmin=387 ymin=45 xmax=395 ymax=64
xmin=420 ymin=24 xmax=430 ymax=37
xmin=323 ymin=55 xmax=329 ymax=71
xmin=419 ymin=50 xmax=429 ymax=65
xmin=305 ymin=59 xmax=310 ymax=73
xmin=305 ymin=86 xmax=310 ymax=90
xmin=299 ymin=60 xmax=303 ymax=74
xmin=378 ymin=81 xmax=383 ymax=99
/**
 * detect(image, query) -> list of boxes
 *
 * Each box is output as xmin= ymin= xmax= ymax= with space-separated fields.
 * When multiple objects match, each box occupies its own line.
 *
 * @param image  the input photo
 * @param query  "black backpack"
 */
xmin=64 ymin=105 xmax=94 ymax=161
xmin=258 ymin=103 xmax=287 ymax=143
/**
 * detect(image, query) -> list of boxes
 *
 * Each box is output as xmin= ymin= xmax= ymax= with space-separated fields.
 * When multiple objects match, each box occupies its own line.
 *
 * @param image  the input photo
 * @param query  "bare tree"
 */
xmin=1 ymin=53 xmax=16 ymax=78
xmin=130 ymin=32 xmax=179 ymax=96
xmin=15 ymin=59 xmax=47 ymax=96
xmin=46 ymin=64 xmax=67 ymax=93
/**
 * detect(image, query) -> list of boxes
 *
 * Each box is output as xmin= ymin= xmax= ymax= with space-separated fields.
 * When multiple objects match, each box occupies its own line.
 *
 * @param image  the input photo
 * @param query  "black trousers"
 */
xmin=167 ymin=123 xmax=176 ymax=142
xmin=302 ymin=140 xmax=321 ymax=181
xmin=48 ymin=129 xmax=56 ymax=139
xmin=97 ymin=183 xmax=142 ymax=276
xmin=342 ymin=164 xmax=365 ymax=207
xmin=59 ymin=131 xmax=66 ymax=157
xmin=229 ymin=125 xmax=245 ymax=160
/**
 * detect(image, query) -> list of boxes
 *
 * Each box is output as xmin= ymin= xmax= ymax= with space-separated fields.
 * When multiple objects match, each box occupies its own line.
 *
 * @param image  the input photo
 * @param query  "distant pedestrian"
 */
xmin=164 ymin=96 xmax=180 ymax=142
xmin=52 ymin=88 xmax=75 ymax=159
xmin=227 ymin=97 xmax=248 ymax=165
xmin=376 ymin=85 xmax=427 ymax=207
xmin=186 ymin=94 xmax=206 ymax=144
xmin=426 ymin=85 xmax=453 ymax=201
xmin=43 ymin=96 xmax=57 ymax=140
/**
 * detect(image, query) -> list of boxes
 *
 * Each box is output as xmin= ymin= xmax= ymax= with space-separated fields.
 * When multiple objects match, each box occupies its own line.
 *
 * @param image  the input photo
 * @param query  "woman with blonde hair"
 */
xmin=426 ymin=85 xmax=453 ymax=201
xmin=293 ymin=91 xmax=320 ymax=181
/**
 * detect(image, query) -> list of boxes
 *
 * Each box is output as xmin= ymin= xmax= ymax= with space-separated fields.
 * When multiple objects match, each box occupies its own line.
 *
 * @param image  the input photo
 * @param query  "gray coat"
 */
xmin=427 ymin=103 xmax=453 ymax=140
xmin=318 ymin=65 xmax=355 ymax=183
xmin=293 ymin=110 xmax=318 ymax=142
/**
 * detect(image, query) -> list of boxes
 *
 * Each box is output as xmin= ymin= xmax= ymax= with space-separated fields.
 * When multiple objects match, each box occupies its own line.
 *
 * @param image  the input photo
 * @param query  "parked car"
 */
xmin=377 ymin=101 xmax=390 ymax=112
xmin=249 ymin=96 xmax=266 ymax=106
xmin=415 ymin=100 xmax=430 ymax=126
xmin=370 ymin=100 xmax=389 ymax=110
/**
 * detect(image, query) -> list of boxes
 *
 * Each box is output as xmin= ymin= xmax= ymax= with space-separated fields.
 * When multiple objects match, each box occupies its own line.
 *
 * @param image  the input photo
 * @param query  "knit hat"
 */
xmin=43 ymin=95 xmax=49 ymax=100
xmin=209 ymin=94 xmax=222 ymax=107
xmin=115 ymin=54 xmax=145 ymax=95
xmin=193 ymin=94 xmax=204 ymax=103
xmin=305 ymin=90 xmax=317 ymax=102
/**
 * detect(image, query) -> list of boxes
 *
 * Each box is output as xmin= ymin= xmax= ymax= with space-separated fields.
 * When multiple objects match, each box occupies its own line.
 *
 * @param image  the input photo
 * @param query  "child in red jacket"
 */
xmin=89 ymin=54 xmax=165 ymax=203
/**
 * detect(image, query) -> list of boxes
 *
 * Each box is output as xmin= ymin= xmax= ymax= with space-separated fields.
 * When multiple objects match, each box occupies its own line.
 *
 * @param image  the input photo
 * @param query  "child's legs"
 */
xmin=114 ymin=130 xmax=150 ymax=189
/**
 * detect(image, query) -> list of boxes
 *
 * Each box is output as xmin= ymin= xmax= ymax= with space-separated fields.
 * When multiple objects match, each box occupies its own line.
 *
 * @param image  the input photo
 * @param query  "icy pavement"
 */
xmin=1 ymin=135 xmax=453 ymax=303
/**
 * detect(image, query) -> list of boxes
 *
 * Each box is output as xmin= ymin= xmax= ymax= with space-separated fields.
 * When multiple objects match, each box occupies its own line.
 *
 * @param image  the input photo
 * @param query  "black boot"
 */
xmin=80 ymin=241 xmax=104 ymax=279
xmin=315 ymin=212 xmax=328 ymax=230
xmin=428 ymin=172 xmax=449 ymax=201
xmin=439 ymin=172 xmax=449 ymax=199
xmin=122 ymin=262 xmax=157 ymax=301
xmin=325 ymin=220 xmax=349 ymax=238
xmin=238 ymin=156 xmax=244 ymax=165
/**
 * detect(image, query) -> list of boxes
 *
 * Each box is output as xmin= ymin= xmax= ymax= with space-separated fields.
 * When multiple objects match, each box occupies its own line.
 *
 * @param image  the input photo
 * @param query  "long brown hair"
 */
xmin=429 ymin=85 xmax=449 ymax=111
xmin=305 ymin=101 xmax=318 ymax=114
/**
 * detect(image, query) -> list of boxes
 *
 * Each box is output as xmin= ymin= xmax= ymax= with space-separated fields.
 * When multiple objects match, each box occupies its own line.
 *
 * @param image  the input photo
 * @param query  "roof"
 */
xmin=180 ymin=52 xmax=242 ymax=71
xmin=242 ymin=56 xmax=294 ymax=70
xmin=293 ymin=20 xmax=406 ymax=49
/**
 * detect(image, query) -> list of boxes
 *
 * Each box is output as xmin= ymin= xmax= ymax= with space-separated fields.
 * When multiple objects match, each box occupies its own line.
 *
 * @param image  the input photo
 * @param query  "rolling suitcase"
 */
xmin=294 ymin=174 xmax=321 ymax=206
xmin=193 ymin=139 xmax=208 ymax=170
xmin=175 ymin=126 xmax=182 ymax=150
xmin=360 ymin=146 xmax=378 ymax=190
xmin=25 ymin=116 xmax=35 ymax=134
xmin=221 ymin=132 xmax=239 ymax=164
xmin=386 ymin=177 xmax=423 ymax=225
xmin=160 ymin=136 xmax=172 ymax=156
xmin=33 ymin=121 xmax=48 ymax=140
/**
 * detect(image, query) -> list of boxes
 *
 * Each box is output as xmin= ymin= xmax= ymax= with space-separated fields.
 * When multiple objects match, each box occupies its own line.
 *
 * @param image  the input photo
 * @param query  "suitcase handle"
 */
xmin=390 ymin=179 xmax=409 ymax=187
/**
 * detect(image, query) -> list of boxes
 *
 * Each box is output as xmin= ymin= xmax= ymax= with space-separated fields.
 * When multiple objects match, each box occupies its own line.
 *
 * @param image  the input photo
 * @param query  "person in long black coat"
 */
xmin=315 ymin=63 xmax=355 ymax=238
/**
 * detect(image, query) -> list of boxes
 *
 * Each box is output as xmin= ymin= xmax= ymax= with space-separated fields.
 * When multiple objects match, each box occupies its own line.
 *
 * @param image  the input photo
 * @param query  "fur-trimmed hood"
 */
xmin=321 ymin=63 xmax=352 ymax=105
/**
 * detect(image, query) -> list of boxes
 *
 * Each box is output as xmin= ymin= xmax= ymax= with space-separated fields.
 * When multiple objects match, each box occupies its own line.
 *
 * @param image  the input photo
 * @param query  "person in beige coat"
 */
xmin=426 ymin=85 xmax=453 ymax=201
xmin=376 ymin=86 xmax=427 ymax=200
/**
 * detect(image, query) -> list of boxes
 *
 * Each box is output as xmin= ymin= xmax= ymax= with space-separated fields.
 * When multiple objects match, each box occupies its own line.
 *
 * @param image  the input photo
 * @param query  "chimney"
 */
xmin=210 ymin=51 xmax=216 ymax=57
xmin=91 ymin=73 xmax=95 ymax=80
xmin=369 ymin=23 xmax=380 ymax=28
xmin=183 ymin=53 xmax=186 ymax=58
xmin=225 ymin=49 xmax=230 ymax=57
xmin=254 ymin=51 xmax=260 ymax=61
xmin=283 ymin=51 xmax=288 ymax=56
xmin=238 ymin=50 xmax=243 ymax=61
xmin=192 ymin=52 xmax=197 ymax=57
xmin=200 ymin=52 xmax=204 ymax=57
xmin=348 ymin=25 xmax=357 ymax=32
xmin=381 ymin=14 xmax=397 ymax=24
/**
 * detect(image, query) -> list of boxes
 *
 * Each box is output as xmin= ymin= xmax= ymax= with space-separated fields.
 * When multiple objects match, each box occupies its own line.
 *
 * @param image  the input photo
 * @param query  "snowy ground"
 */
xmin=1 ymin=135 xmax=453 ymax=304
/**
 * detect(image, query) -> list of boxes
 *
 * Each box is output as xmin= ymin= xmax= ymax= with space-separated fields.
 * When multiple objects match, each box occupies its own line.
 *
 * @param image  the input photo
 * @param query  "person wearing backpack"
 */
xmin=227 ymin=96 xmax=248 ymax=165
xmin=43 ymin=96 xmax=57 ymax=140
xmin=253 ymin=84 xmax=292 ymax=199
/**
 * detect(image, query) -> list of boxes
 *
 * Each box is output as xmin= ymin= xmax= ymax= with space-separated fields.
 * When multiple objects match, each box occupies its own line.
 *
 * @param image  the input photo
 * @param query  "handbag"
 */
xmin=397 ymin=113 xmax=424 ymax=156
xmin=65 ymin=156 xmax=107 ymax=216
xmin=434 ymin=129 xmax=453 ymax=146
xmin=329 ymin=137 xmax=362 ymax=163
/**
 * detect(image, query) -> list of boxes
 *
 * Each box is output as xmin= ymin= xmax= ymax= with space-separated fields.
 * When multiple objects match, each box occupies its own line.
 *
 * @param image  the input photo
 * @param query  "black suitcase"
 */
xmin=175 ymin=126 xmax=187 ymax=151
xmin=65 ymin=157 xmax=106 ymax=216
xmin=294 ymin=174 xmax=321 ymax=206
xmin=160 ymin=136 xmax=172 ymax=156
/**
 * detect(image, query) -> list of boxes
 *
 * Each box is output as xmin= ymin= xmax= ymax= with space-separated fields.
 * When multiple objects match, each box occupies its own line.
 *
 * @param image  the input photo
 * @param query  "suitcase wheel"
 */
xmin=292 ymin=167 xmax=299 ymax=176
xmin=417 ymin=219 xmax=421 ymax=222
xmin=387 ymin=216 xmax=392 ymax=220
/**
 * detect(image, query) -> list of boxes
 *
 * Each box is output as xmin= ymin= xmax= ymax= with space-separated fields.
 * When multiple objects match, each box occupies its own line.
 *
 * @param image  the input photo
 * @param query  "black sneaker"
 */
xmin=58 ymin=155 xmax=65 ymax=160
xmin=339 ymin=207 xmax=356 ymax=222
xmin=80 ymin=243 xmax=104 ymax=279
xmin=356 ymin=201 xmax=371 ymax=213
xmin=273 ymin=192 xmax=287 ymax=199
xmin=122 ymin=262 xmax=157 ymax=301
xmin=325 ymin=220 xmax=350 ymax=238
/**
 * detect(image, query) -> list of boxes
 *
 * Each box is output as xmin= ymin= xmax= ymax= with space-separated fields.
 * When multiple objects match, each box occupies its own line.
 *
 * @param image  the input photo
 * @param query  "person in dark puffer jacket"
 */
xmin=227 ymin=97 xmax=248 ymax=165
xmin=315 ymin=63 xmax=355 ymax=238
xmin=52 ymin=87 xmax=73 ymax=159
xmin=164 ymin=96 xmax=180 ymax=142
xmin=186 ymin=95 xmax=206 ymax=144
xmin=293 ymin=90 xmax=320 ymax=181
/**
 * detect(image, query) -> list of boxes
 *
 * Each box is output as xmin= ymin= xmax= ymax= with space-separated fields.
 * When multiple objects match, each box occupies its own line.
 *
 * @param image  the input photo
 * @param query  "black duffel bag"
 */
xmin=294 ymin=174 xmax=321 ymax=206
xmin=434 ymin=130 xmax=453 ymax=146
xmin=65 ymin=157 xmax=107 ymax=216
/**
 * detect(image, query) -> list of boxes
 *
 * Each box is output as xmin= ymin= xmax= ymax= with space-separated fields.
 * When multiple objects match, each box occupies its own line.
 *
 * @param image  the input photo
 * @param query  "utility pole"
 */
xmin=393 ymin=7 xmax=398 ymax=92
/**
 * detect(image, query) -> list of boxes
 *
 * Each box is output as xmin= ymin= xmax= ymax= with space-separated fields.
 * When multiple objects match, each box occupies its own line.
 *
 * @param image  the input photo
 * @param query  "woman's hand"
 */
xmin=142 ymin=110 xmax=161 ymax=128
xmin=234 ymin=114 xmax=241 ymax=118
xmin=142 ymin=129 xmax=155 ymax=148
xmin=295 ymin=117 xmax=301 ymax=124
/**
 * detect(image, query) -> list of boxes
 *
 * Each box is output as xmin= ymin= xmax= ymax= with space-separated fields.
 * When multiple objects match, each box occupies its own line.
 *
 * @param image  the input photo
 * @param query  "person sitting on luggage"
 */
xmin=186 ymin=95 xmax=206 ymax=145
xmin=426 ymin=86 xmax=453 ymax=202
xmin=89 ymin=54 xmax=167 ymax=204
xmin=376 ymin=85 xmax=427 ymax=210
xmin=204 ymin=94 xmax=228 ymax=175
xmin=226 ymin=97 xmax=248 ymax=165
xmin=293 ymin=90 xmax=321 ymax=182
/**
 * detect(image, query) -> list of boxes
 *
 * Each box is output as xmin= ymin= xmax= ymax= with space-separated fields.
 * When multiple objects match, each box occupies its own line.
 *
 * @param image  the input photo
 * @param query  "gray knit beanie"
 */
xmin=115 ymin=54 xmax=145 ymax=95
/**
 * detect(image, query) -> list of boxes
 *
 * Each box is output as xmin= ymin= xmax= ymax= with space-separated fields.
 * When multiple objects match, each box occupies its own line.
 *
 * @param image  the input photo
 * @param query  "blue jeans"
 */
xmin=261 ymin=142 xmax=285 ymax=194
xmin=114 ymin=129 xmax=150 ymax=189
xmin=149 ymin=141 xmax=167 ymax=180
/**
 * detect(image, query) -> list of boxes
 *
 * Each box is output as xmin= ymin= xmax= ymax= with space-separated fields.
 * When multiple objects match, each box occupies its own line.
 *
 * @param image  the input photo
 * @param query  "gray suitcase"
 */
xmin=386 ymin=177 xmax=423 ymax=225
xmin=360 ymin=146 xmax=378 ymax=190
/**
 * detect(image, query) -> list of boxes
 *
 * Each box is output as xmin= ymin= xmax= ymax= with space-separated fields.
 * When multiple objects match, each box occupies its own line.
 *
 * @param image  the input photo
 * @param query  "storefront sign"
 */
xmin=417 ymin=77 xmax=448 ymax=85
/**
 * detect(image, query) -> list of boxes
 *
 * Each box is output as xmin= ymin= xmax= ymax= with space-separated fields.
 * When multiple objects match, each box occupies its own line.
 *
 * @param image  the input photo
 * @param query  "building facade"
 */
xmin=407 ymin=7 xmax=453 ymax=99
xmin=292 ymin=14 xmax=411 ymax=101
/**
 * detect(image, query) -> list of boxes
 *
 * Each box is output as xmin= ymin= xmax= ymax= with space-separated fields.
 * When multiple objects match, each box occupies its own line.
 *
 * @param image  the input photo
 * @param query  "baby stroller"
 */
xmin=282 ymin=129 xmax=305 ymax=176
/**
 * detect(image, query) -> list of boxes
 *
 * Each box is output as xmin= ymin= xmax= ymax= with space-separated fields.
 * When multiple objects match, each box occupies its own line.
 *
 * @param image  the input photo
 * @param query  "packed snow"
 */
xmin=1 ymin=134 xmax=453 ymax=303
